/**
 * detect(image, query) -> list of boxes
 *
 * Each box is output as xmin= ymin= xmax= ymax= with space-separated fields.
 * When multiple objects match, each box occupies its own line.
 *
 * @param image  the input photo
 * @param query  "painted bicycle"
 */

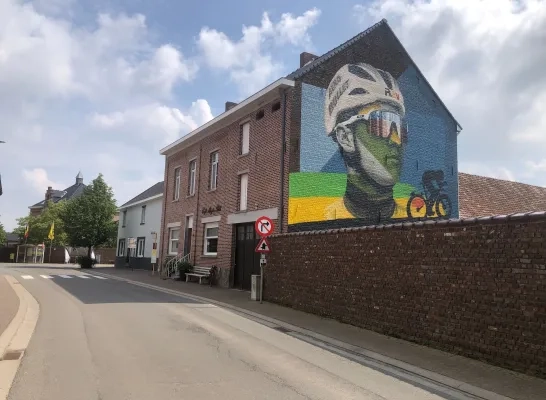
xmin=406 ymin=170 xmax=452 ymax=220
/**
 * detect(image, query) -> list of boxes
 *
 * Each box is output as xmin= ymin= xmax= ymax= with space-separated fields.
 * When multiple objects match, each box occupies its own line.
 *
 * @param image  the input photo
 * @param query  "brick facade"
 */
xmin=161 ymin=93 xmax=292 ymax=286
xmin=265 ymin=214 xmax=546 ymax=378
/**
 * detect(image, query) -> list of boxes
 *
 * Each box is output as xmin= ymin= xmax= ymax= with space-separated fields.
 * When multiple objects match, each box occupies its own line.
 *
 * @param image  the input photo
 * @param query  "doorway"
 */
xmin=183 ymin=215 xmax=193 ymax=257
xmin=234 ymin=223 xmax=260 ymax=290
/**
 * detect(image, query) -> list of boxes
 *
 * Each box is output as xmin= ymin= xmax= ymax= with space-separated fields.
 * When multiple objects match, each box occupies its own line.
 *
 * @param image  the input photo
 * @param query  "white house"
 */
xmin=116 ymin=181 xmax=163 ymax=270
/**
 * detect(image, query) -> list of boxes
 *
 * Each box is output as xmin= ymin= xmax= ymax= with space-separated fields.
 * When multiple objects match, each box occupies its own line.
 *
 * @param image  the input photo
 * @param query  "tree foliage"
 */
xmin=61 ymin=174 xmax=117 ymax=257
xmin=0 ymin=222 xmax=6 ymax=245
xmin=13 ymin=201 xmax=68 ymax=245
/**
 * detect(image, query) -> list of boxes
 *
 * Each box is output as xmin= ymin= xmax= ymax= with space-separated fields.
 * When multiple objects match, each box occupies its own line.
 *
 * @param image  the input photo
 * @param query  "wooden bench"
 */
xmin=185 ymin=266 xmax=214 ymax=285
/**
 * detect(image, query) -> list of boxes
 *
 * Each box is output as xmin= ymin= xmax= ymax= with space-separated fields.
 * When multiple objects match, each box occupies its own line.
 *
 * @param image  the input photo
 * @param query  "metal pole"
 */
xmin=49 ymin=240 xmax=53 ymax=263
xmin=260 ymin=254 xmax=265 ymax=304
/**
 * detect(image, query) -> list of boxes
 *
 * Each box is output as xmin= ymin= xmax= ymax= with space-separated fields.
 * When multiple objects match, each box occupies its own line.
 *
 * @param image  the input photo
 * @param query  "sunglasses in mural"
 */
xmin=333 ymin=111 xmax=408 ymax=144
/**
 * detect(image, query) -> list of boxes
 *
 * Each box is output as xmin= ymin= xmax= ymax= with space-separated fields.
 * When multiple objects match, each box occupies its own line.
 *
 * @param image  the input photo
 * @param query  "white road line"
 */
xmin=21 ymin=275 xmax=34 ymax=280
xmin=58 ymin=274 xmax=73 ymax=279
xmin=40 ymin=275 xmax=53 ymax=279
xmin=92 ymin=276 xmax=108 ymax=280
xmin=77 ymin=275 xmax=90 ymax=279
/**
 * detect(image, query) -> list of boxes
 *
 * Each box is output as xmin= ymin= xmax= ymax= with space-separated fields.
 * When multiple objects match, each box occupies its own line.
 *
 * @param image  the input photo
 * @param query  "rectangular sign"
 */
xmin=127 ymin=237 xmax=137 ymax=249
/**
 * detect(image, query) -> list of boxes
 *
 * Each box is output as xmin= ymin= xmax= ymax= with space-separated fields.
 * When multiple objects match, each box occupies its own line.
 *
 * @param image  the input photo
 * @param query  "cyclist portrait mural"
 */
xmin=288 ymin=58 xmax=459 ymax=231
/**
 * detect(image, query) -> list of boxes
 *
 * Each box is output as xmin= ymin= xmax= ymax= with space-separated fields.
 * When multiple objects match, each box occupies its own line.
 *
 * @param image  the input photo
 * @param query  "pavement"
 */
xmin=0 ymin=263 xmax=544 ymax=400
xmin=0 ymin=277 xmax=18 ymax=341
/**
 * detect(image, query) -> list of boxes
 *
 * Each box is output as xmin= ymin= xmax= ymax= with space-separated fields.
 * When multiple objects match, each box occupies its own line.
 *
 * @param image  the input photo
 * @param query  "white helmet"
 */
xmin=324 ymin=63 xmax=405 ymax=135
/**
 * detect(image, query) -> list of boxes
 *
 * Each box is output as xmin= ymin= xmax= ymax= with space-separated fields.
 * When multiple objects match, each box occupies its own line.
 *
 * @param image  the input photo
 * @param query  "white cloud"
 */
xmin=353 ymin=0 xmax=546 ymax=185
xmin=0 ymin=0 xmax=202 ymax=231
xmin=197 ymin=8 xmax=320 ymax=96
xmin=22 ymin=168 xmax=66 ymax=194
xmin=91 ymin=100 xmax=213 ymax=146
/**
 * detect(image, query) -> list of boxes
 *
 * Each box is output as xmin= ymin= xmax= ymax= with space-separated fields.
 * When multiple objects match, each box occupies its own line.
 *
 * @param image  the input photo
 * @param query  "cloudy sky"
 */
xmin=0 ymin=0 xmax=544 ymax=230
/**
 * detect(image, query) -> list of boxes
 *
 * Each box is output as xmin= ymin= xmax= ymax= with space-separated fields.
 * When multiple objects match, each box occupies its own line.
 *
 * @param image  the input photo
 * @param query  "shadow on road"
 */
xmin=50 ymin=276 xmax=202 ymax=305
xmin=4 ymin=265 xmax=80 ymax=271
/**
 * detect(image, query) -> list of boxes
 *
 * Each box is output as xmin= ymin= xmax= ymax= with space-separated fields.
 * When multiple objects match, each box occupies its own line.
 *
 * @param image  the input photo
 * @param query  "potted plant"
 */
xmin=173 ymin=260 xmax=192 ymax=280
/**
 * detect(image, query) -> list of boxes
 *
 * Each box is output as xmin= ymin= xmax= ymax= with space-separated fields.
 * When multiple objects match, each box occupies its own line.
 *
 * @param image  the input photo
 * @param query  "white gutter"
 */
xmin=160 ymin=77 xmax=295 ymax=156
xmin=118 ymin=193 xmax=163 ymax=211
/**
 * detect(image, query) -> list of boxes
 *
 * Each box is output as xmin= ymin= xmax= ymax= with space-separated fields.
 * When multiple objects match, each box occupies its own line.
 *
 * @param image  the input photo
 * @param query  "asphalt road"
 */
xmin=0 ymin=264 xmax=445 ymax=400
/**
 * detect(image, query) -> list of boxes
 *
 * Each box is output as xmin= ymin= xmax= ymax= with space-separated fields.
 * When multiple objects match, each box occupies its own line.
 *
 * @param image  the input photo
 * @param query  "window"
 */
xmin=140 ymin=205 xmax=146 ymax=224
xmin=122 ymin=210 xmax=127 ymax=227
xmin=240 ymin=122 xmax=250 ymax=155
xmin=173 ymin=167 xmax=181 ymax=200
xmin=239 ymin=173 xmax=248 ymax=211
xmin=188 ymin=160 xmax=196 ymax=195
xmin=210 ymin=152 xmax=218 ymax=190
xmin=272 ymin=101 xmax=281 ymax=112
xmin=168 ymin=228 xmax=180 ymax=255
xmin=118 ymin=238 xmax=126 ymax=257
xmin=203 ymin=223 xmax=218 ymax=256
xmin=256 ymin=109 xmax=264 ymax=120
xmin=136 ymin=237 xmax=145 ymax=258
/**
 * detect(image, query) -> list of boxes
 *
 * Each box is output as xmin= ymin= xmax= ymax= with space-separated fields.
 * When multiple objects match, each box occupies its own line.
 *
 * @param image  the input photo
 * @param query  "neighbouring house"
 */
xmin=5 ymin=232 xmax=20 ymax=247
xmin=458 ymin=173 xmax=546 ymax=218
xmin=115 ymin=181 xmax=163 ymax=270
xmin=29 ymin=171 xmax=86 ymax=216
xmin=159 ymin=19 xmax=461 ymax=289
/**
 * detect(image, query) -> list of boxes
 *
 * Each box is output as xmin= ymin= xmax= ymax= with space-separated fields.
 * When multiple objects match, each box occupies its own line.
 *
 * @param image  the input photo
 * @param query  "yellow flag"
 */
xmin=48 ymin=222 xmax=55 ymax=241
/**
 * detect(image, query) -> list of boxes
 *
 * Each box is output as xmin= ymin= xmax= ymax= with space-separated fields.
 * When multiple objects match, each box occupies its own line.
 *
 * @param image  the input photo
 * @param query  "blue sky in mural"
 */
xmin=1 ymin=0 xmax=545 ymax=229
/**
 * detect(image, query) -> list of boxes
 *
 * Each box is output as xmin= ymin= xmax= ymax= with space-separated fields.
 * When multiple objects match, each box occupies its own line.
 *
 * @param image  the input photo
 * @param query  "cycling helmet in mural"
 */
xmin=324 ymin=63 xmax=405 ymax=135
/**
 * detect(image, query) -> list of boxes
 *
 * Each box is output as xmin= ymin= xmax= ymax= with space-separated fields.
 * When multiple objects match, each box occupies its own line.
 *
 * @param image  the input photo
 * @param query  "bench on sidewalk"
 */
xmin=185 ymin=265 xmax=215 ymax=285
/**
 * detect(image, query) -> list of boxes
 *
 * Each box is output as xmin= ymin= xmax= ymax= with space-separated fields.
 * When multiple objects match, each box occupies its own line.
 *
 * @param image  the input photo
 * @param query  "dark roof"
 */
xmin=120 ymin=181 xmax=164 ymax=208
xmin=6 ymin=232 xmax=19 ymax=242
xmin=459 ymin=173 xmax=546 ymax=218
xmin=286 ymin=19 xmax=461 ymax=130
xmin=29 ymin=181 xmax=86 ymax=208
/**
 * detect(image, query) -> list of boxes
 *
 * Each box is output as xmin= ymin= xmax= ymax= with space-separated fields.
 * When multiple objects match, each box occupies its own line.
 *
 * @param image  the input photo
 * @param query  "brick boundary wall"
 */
xmin=264 ymin=212 xmax=546 ymax=378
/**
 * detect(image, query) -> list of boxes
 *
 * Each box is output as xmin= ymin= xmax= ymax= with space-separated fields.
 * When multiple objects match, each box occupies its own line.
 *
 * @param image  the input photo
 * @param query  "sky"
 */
xmin=0 ymin=0 xmax=545 ymax=231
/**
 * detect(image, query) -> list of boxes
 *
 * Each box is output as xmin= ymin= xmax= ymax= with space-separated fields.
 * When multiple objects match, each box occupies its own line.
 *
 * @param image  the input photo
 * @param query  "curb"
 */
xmin=88 ymin=270 xmax=513 ymax=400
xmin=0 ymin=276 xmax=40 ymax=400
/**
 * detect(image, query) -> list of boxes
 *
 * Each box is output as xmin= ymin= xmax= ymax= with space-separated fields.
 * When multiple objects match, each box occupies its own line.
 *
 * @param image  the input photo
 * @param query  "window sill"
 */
xmin=140 ymin=223 xmax=145 ymax=225
xmin=207 ymin=188 xmax=217 ymax=193
xmin=202 ymin=254 xmax=217 ymax=258
xmin=168 ymin=253 xmax=178 ymax=256
xmin=172 ymin=199 xmax=180 ymax=203
xmin=238 ymin=153 xmax=250 ymax=159
xmin=186 ymin=194 xmax=195 ymax=199
xmin=121 ymin=226 xmax=126 ymax=228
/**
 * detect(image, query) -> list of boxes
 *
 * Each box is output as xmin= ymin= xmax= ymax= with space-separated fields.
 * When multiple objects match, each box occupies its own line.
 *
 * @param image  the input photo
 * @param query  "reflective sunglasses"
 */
xmin=334 ymin=111 xmax=408 ymax=143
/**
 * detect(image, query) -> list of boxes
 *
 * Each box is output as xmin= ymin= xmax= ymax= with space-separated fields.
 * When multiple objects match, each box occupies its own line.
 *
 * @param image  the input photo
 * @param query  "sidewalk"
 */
xmin=96 ymin=267 xmax=544 ymax=400
xmin=0 ymin=276 xmax=19 ymax=341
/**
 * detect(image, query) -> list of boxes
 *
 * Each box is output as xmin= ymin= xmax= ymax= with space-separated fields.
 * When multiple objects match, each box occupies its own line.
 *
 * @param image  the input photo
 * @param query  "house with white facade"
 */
xmin=115 ymin=181 xmax=163 ymax=270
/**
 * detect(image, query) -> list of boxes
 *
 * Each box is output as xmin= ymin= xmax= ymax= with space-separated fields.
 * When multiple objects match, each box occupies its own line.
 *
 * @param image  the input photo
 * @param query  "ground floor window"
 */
xmin=203 ymin=223 xmax=219 ymax=256
xmin=118 ymin=238 xmax=126 ymax=257
xmin=169 ymin=228 xmax=180 ymax=255
xmin=137 ymin=237 xmax=145 ymax=258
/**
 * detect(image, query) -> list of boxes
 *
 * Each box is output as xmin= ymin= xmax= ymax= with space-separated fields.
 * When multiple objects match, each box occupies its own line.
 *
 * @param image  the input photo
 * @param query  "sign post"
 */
xmin=151 ymin=232 xmax=158 ymax=275
xmin=255 ymin=216 xmax=274 ymax=304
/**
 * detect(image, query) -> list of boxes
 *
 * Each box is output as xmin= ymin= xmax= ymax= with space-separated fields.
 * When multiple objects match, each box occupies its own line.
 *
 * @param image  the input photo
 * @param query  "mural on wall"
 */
xmin=289 ymin=61 xmax=458 ymax=230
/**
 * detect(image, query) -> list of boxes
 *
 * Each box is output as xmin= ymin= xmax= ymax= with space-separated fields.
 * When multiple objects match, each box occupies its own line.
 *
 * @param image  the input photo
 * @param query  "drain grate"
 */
xmin=1 ymin=350 xmax=23 ymax=361
xmin=273 ymin=326 xmax=292 ymax=334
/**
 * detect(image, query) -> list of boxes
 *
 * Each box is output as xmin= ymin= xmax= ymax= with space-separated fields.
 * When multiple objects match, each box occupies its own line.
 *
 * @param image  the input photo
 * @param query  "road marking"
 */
xmin=40 ymin=275 xmax=53 ymax=279
xmin=21 ymin=275 xmax=34 ymax=280
xmin=77 ymin=275 xmax=90 ymax=279
xmin=59 ymin=274 xmax=73 ymax=278
xmin=92 ymin=276 xmax=108 ymax=279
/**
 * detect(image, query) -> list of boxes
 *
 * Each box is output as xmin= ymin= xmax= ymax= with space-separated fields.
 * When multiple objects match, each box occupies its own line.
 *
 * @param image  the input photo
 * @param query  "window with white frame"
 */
xmin=210 ymin=151 xmax=218 ymax=190
xmin=122 ymin=210 xmax=127 ymax=227
xmin=188 ymin=160 xmax=196 ymax=196
xmin=240 ymin=122 xmax=250 ymax=155
xmin=168 ymin=228 xmax=180 ymax=255
xmin=203 ymin=223 xmax=218 ymax=256
xmin=173 ymin=167 xmax=181 ymax=200
xmin=140 ymin=205 xmax=146 ymax=224
xmin=136 ymin=237 xmax=145 ymax=258
xmin=239 ymin=173 xmax=248 ymax=211
xmin=118 ymin=238 xmax=126 ymax=256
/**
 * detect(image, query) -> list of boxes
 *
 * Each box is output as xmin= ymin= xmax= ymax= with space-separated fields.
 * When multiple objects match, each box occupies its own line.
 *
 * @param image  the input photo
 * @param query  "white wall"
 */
xmin=116 ymin=196 xmax=162 ymax=258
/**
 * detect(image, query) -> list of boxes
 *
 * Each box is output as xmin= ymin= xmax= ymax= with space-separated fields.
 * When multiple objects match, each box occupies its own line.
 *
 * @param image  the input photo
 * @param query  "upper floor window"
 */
xmin=240 ymin=122 xmax=250 ymax=155
xmin=122 ymin=210 xmax=127 ymax=227
xmin=210 ymin=152 xmax=219 ymax=190
xmin=239 ymin=173 xmax=248 ymax=211
xmin=188 ymin=160 xmax=196 ymax=196
xmin=140 ymin=205 xmax=146 ymax=224
xmin=173 ymin=167 xmax=181 ymax=200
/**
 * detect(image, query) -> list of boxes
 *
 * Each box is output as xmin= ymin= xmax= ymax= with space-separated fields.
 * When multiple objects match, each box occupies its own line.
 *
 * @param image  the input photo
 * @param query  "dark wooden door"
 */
xmin=183 ymin=227 xmax=192 ymax=256
xmin=234 ymin=223 xmax=260 ymax=290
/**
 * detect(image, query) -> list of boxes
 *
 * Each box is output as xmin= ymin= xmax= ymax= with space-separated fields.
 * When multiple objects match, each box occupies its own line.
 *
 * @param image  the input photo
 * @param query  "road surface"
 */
xmin=1 ymin=264 xmax=445 ymax=400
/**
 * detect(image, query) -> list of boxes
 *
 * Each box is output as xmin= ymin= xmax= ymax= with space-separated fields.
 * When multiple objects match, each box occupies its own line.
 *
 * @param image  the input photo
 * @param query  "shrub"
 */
xmin=176 ymin=260 xmax=192 ymax=274
xmin=77 ymin=255 xmax=97 ymax=269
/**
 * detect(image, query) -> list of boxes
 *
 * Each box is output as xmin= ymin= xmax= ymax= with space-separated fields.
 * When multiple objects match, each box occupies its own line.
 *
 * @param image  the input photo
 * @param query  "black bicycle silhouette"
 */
xmin=406 ymin=170 xmax=452 ymax=220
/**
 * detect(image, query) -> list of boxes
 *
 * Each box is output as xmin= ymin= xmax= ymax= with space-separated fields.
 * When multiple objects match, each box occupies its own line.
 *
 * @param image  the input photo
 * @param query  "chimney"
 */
xmin=225 ymin=101 xmax=238 ymax=112
xmin=300 ymin=52 xmax=317 ymax=67
xmin=45 ymin=186 xmax=53 ymax=201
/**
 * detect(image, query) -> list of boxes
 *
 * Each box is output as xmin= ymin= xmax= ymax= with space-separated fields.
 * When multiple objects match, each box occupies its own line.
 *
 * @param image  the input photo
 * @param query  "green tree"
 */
xmin=13 ymin=201 xmax=68 ymax=245
xmin=61 ymin=174 xmax=117 ymax=258
xmin=0 ymin=222 xmax=6 ymax=245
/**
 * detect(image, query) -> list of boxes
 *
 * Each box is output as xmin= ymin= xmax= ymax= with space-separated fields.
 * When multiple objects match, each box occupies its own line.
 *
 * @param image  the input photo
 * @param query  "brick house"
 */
xmin=159 ymin=19 xmax=462 ymax=288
